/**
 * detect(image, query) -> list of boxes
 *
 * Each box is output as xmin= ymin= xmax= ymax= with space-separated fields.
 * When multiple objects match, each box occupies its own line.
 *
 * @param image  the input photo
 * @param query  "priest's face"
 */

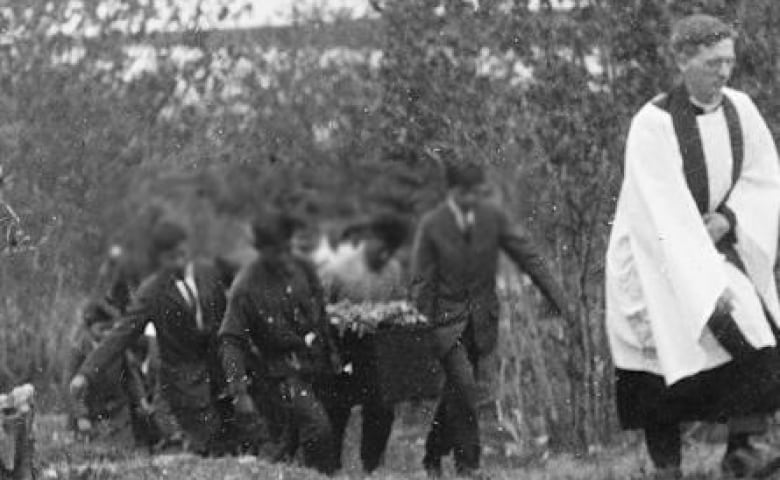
xmin=677 ymin=38 xmax=735 ymax=105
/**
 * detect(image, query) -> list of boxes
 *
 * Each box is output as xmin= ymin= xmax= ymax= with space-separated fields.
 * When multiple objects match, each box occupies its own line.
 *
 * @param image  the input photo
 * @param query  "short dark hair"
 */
xmin=251 ymin=210 xmax=304 ymax=249
xmin=150 ymin=220 xmax=188 ymax=255
xmin=670 ymin=14 xmax=736 ymax=57
xmin=444 ymin=161 xmax=485 ymax=189
xmin=368 ymin=213 xmax=409 ymax=252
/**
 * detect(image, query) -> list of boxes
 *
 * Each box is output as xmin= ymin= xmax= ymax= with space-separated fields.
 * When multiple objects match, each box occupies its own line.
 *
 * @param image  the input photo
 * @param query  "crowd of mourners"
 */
xmin=62 ymin=13 xmax=780 ymax=480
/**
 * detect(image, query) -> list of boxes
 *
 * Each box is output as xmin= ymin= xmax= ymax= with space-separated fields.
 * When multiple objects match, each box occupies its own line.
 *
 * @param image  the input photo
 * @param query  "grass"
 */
xmin=28 ymin=408 xmax=756 ymax=479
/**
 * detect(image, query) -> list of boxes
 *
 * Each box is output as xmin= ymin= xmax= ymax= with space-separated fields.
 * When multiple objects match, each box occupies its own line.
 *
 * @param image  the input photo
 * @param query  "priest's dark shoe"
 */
xmin=721 ymin=444 xmax=780 ymax=479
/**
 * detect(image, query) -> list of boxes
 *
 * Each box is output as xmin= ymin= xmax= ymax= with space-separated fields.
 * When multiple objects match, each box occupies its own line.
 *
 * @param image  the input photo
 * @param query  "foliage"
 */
xmin=1 ymin=0 xmax=780 ymax=455
xmin=373 ymin=0 xmax=780 ymax=449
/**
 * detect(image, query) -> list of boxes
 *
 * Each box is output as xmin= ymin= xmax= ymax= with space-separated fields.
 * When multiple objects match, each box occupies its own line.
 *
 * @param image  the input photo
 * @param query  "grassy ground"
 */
xmin=31 ymin=411 xmax=757 ymax=479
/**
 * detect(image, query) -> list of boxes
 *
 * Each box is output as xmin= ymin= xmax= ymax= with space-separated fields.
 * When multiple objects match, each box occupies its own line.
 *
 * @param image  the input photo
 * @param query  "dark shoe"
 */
xmin=423 ymin=457 xmax=442 ymax=479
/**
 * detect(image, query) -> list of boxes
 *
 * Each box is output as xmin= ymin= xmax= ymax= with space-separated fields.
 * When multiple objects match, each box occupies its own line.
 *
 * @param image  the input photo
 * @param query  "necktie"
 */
xmin=180 ymin=279 xmax=204 ymax=331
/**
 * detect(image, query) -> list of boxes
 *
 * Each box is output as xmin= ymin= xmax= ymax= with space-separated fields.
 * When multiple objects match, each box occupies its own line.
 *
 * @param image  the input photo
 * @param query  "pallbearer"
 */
xmin=219 ymin=210 xmax=338 ymax=475
xmin=606 ymin=14 xmax=780 ymax=479
xmin=411 ymin=158 xmax=573 ymax=479
xmin=317 ymin=213 xmax=409 ymax=473
xmin=70 ymin=220 xmax=229 ymax=455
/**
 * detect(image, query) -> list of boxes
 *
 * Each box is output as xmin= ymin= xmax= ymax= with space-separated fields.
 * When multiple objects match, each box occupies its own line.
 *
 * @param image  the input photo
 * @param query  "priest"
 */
xmin=606 ymin=14 xmax=780 ymax=479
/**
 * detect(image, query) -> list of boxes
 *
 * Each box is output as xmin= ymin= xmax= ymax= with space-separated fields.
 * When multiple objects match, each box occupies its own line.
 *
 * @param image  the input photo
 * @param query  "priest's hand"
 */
xmin=703 ymin=212 xmax=730 ymax=244
xmin=714 ymin=287 xmax=735 ymax=316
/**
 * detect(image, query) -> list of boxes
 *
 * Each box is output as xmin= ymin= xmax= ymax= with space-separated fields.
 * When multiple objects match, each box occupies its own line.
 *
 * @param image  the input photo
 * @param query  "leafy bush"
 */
xmin=1 ymin=0 xmax=779 ymax=452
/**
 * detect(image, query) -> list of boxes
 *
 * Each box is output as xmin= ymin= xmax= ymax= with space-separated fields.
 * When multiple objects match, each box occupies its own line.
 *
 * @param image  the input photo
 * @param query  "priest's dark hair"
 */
xmin=670 ymin=14 xmax=737 ymax=57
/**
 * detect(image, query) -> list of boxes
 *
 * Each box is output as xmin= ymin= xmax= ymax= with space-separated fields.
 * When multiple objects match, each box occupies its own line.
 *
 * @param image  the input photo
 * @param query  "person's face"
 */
xmin=157 ymin=243 xmax=189 ymax=277
xmin=450 ymin=182 xmax=491 ymax=212
xmin=677 ymin=38 xmax=735 ymax=105
xmin=363 ymin=236 xmax=391 ymax=272
xmin=291 ymin=228 xmax=317 ymax=257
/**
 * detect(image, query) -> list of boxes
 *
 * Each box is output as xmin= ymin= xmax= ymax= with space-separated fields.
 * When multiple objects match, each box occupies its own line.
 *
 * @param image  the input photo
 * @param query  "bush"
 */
xmin=1 ymin=0 xmax=779 ymax=451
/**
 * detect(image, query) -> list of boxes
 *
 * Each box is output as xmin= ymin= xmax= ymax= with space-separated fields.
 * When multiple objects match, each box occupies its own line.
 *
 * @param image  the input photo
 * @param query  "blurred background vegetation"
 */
xmin=1 ymin=0 xmax=779 ymax=454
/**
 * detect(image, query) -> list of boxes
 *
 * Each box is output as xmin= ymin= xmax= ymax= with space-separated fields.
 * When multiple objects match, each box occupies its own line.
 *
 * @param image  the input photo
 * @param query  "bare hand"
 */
xmin=715 ymin=288 xmax=735 ymax=317
xmin=139 ymin=397 xmax=154 ymax=414
xmin=76 ymin=417 xmax=92 ymax=433
xmin=233 ymin=393 xmax=257 ymax=417
xmin=287 ymin=352 xmax=302 ymax=371
xmin=703 ymin=212 xmax=730 ymax=244
xmin=69 ymin=374 xmax=88 ymax=398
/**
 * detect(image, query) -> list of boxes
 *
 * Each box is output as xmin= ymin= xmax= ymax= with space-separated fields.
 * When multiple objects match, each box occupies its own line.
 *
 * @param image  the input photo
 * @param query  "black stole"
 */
xmin=653 ymin=84 xmax=744 ymax=269
xmin=653 ymin=83 xmax=744 ymax=213
xmin=654 ymin=86 xmax=778 ymax=352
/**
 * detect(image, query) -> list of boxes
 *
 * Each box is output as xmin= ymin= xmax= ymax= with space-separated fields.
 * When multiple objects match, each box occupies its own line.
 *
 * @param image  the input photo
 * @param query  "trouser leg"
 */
xmin=424 ymin=341 xmax=480 ymax=473
xmin=360 ymin=397 xmax=395 ymax=472
xmin=285 ymin=377 xmax=337 ymax=475
xmin=424 ymin=389 xmax=450 ymax=467
xmin=644 ymin=422 xmax=681 ymax=470
xmin=442 ymin=342 xmax=480 ymax=473
xmin=172 ymin=403 xmax=222 ymax=456
xmin=128 ymin=402 xmax=158 ymax=449
xmin=323 ymin=395 xmax=352 ymax=471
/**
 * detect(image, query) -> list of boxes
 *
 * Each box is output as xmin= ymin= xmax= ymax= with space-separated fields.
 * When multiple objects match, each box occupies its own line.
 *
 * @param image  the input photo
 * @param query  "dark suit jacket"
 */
xmin=219 ymin=254 xmax=334 ymax=383
xmin=411 ymin=201 xmax=569 ymax=357
xmin=79 ymin=260 xmax=228 ymax=410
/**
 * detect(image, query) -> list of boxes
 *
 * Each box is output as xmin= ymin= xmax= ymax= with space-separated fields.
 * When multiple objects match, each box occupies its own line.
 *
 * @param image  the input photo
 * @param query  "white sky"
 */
xmin=175 ymin=0 xmax=573 ymax=29
xmin=179 ymin=0 xmax=375 ymax=29
xmin=13 ymin=0 xmax=574 ymax=40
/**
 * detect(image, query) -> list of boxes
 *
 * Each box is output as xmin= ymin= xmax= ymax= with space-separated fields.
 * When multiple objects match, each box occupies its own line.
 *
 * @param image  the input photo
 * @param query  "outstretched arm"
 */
xmin=497 ymin=209 xmax=571 ymax=316
xmin=77 ymin=298 xmax=152 ymax=383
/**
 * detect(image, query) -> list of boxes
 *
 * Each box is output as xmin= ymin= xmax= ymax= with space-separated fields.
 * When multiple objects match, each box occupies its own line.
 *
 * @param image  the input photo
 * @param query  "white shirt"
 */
xmin=175 ymin=262 xmax=204 ymax=330
xmin=446 ymin=195 xmax=475 ymax=232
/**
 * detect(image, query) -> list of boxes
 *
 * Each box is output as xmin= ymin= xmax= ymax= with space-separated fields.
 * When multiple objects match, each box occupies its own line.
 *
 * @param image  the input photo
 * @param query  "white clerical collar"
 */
xmin=446 ymin=195 xmax=475 ymax=232
xmin=689 ymin=94 xmax=722 ymax=114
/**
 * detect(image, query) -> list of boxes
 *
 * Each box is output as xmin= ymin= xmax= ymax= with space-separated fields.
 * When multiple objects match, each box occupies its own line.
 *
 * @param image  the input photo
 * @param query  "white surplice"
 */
xmin=606 ymin=87 xmax=780 ymax=386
